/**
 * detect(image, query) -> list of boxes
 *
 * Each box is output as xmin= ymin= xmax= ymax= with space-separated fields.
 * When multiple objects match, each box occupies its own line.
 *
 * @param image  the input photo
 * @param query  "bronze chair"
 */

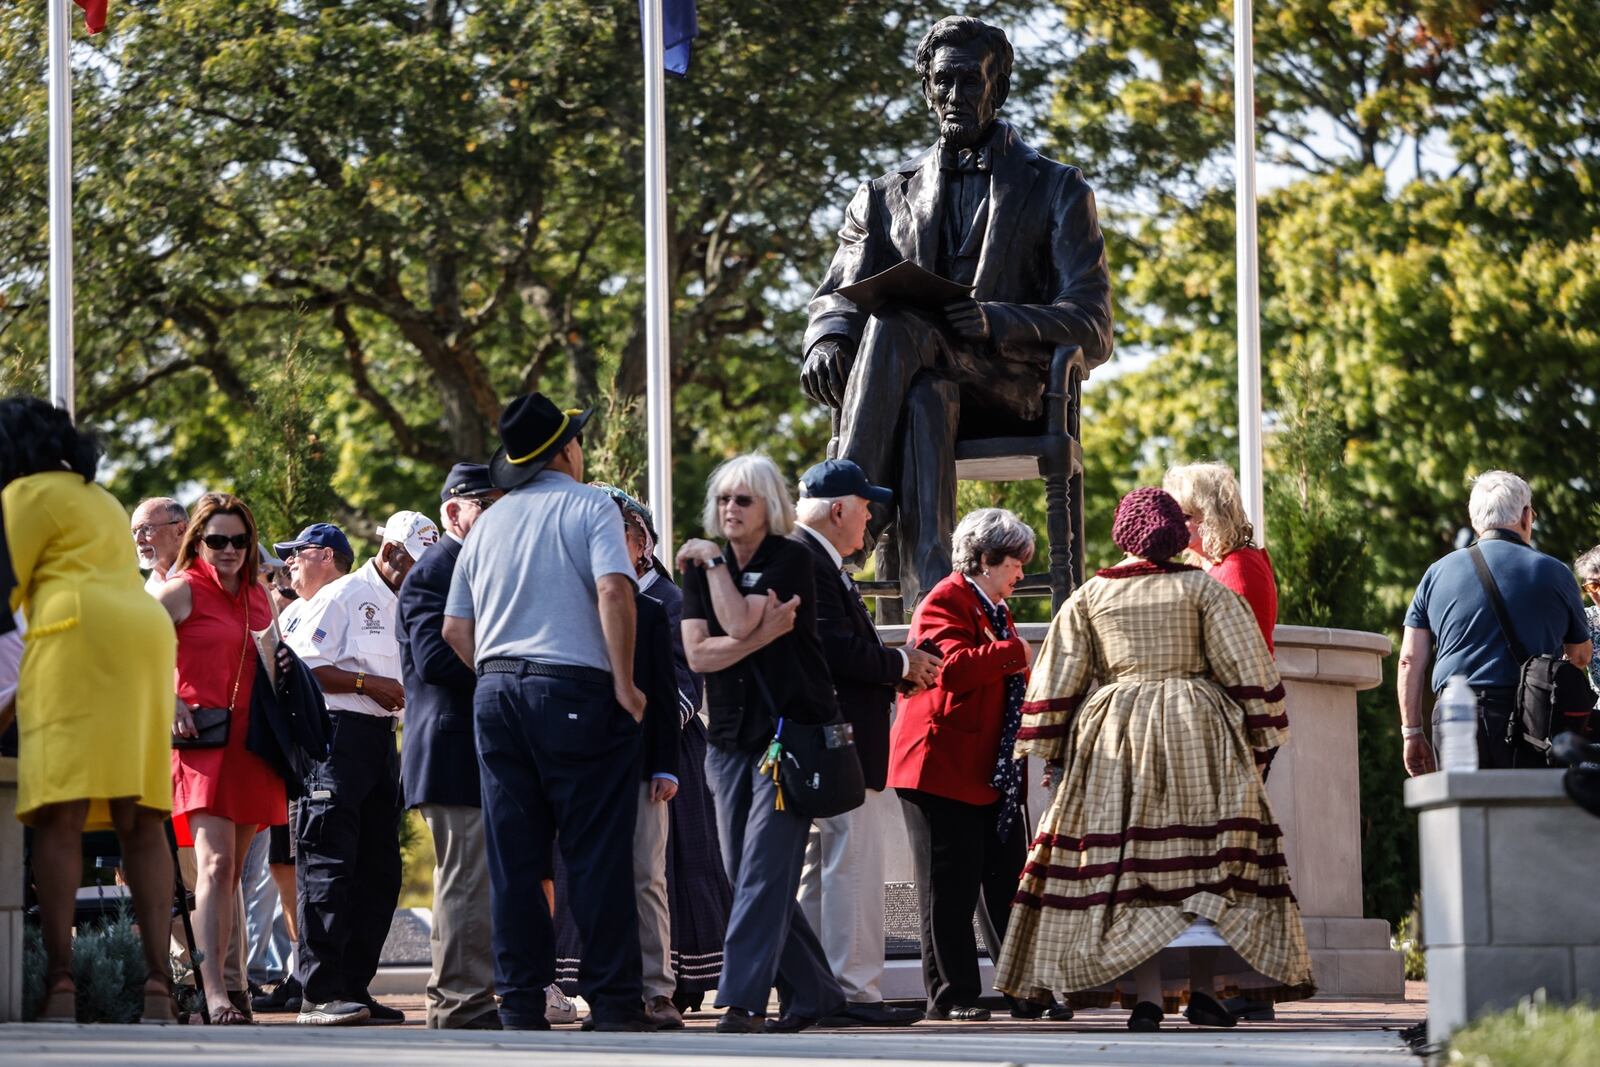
xmin=853 ymin=344 xmax=1088 ymax=623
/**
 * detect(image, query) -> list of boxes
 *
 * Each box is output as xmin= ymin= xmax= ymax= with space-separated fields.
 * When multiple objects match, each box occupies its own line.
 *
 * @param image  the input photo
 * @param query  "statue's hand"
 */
xmin=943 ymin=298 xmax=990 ymax=342
xmin=801 ymin=337 xmax=855 ymax=408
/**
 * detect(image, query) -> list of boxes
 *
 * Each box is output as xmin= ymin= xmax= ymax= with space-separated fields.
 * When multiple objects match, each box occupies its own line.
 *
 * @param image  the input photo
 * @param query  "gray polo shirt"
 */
xmin=445 ymin=470 xmax=635 ymax=671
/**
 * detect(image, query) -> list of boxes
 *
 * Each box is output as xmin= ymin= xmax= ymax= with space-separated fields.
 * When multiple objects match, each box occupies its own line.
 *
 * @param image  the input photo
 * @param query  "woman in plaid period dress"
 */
xmin=994 ymin=488 xmax=1313 ymax=1032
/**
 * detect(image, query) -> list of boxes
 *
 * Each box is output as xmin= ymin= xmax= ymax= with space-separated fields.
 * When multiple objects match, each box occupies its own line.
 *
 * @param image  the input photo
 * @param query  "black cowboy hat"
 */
xmin=490 ymin=393 xmax=593 ymax=490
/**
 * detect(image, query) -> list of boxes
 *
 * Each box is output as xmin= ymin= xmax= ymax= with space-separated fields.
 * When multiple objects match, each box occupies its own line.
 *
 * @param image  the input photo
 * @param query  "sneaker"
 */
xmin=544 ymin=984 xmax=578 ymax=1025
xmin=251 ymin=977 xmax=302 ymax=1015
xmin=356 ymin=996 xmax=406 ymax=1024
xmin=297 ymin=1000 xmax=371 ymax=1026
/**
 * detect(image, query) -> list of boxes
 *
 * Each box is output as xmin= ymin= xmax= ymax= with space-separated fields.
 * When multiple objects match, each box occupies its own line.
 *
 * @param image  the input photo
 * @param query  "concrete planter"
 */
xmin=1405 ymin=770 xmax=1600 ymax=1041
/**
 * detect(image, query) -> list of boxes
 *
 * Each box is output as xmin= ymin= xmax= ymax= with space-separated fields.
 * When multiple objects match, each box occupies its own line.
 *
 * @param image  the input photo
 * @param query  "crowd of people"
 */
xmin=3 ymin=389 xmax=1596 ymax=1034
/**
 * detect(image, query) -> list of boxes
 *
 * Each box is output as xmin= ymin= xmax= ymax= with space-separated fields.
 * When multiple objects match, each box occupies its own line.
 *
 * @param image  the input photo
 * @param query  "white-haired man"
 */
xmin=131 ymin=497 xmax=188 ymax=594
xmin=1399 ymin=470 xmax=1591 ymax=773
xmin=790 ymin=459 xmax=940 ymax=1027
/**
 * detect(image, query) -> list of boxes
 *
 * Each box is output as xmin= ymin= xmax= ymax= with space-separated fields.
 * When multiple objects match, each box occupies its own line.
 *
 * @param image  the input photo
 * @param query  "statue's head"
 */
xmin=915 ymin=16 xmax=1013 ymax=149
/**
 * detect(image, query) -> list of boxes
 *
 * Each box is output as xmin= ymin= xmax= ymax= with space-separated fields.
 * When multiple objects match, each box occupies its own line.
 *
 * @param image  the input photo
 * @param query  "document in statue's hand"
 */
xmin=834 ymin=261 xmax=974 ymax=312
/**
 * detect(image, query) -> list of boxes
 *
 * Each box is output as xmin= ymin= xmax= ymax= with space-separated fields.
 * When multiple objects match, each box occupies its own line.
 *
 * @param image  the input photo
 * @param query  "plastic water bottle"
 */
xmin=1437 ymin=674 xmax=1479 ymax=772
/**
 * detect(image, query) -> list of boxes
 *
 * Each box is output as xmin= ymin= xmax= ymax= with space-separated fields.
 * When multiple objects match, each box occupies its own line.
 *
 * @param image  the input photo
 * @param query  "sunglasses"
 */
xmin=717 ymin=493 xmax=756 ymax=509
xmin=201 ymin=533 xmax=252 ymax=551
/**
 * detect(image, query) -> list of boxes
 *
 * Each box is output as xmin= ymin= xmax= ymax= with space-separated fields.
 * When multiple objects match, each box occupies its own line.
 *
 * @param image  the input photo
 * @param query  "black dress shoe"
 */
xmin=1010 ymin=997 xmax=1074 ymax=1021
xmin=1184 ymin=991 xmax=1237 ymax=1028
xmin=1128 ymin=1001 xmax=1163 ymax=1032
xmin=715 ymin=1007 xmax=765 ymax=1033
xmin=251 ymin=977 xmax=302 ymax=1015
xmin=1221 ymin=995 xmax=1275 ymax=1021
xmin=455 ymin=1009 xmax=503 ymax=1030
xmin=764 ymin=1013 xmax=821 ymax=1033
xmin=925 ymin=1005 xmax=991 ymax=1021
xmin=821 ymin=1001 xmax=923 ymax=1027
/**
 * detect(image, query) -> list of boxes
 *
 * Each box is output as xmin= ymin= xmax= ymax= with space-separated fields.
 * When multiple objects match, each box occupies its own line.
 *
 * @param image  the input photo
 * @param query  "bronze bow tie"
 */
xmin=940 ymin=145 xmax=992 ymax=173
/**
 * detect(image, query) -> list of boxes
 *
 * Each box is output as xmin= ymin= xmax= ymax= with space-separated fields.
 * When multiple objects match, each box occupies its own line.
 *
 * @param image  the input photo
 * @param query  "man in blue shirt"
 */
xmin=1399 ymin=471 xmax=1591 ymax=773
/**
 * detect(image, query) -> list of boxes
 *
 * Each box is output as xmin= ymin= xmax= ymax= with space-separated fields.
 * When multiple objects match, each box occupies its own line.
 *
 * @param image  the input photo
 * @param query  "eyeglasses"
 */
xmin=717 ymin=494 xmax=755 ymax=509
xmin=132 ymin=519 xmax=184 ymax=539
xmin=463 ymin=495 xmax=495 ymax=510
xmin=200 ymin=533 xmax=252 ymax=551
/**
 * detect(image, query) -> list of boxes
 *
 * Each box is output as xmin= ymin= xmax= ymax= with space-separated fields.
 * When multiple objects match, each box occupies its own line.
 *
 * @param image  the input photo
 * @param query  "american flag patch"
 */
xmin=312 ymin=627 xmax=327 ymax=644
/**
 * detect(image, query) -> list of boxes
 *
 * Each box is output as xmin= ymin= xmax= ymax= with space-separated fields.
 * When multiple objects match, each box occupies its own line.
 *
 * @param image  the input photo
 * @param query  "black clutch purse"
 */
xmin=173 ymin=706 xmax=230 ymax=750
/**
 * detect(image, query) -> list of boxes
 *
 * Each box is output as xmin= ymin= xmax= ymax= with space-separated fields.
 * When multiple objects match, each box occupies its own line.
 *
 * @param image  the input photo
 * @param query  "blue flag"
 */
xmin=644 ymin=0 xmax=697 ymax=77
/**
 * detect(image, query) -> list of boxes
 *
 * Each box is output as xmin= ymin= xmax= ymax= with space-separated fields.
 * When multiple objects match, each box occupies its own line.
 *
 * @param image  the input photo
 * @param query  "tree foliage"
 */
xmin=0 ymin=0 xmax=1047 ymax=541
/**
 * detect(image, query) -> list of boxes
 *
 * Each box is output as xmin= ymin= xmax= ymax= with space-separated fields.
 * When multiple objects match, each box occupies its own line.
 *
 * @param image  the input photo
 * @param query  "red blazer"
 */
xmin=887 ymin=572 xmax=1030 ymax=806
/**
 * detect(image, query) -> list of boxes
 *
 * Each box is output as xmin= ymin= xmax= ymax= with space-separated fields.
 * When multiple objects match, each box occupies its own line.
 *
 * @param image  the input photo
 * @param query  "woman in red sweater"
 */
xmin=1164 ymin=463 xmax=1278 ymax=651
xmin=888 ymin=507 xmax=1042 ymax=1022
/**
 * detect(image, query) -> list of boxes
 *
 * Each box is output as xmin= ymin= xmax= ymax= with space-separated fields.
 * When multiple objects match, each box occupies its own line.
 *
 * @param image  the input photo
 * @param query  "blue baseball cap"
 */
xmin=798 ymin=458 xmax=893 ymax=504
xmin=273 ymin=522 xmax=353 ymax=561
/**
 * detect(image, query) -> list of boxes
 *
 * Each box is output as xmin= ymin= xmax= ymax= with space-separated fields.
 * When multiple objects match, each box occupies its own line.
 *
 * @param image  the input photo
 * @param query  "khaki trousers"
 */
xmin=419 ymin=804 xmax=498 ymax=1028
xmin=797 ymin=786 xmax=891 ymax=1004
xmin=171 ymin=844 xmax=248 ymax=990
xmin=635 ymin=781 xmax=674 ymax=1000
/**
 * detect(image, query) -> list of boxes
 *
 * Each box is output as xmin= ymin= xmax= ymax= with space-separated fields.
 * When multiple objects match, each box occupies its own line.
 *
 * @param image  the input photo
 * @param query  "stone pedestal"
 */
xmin=1405 ymin=770 xmax=1600 ymax=1042
xmin=1 ymin=756 xmax=23 ymax=1022
xmin=873 ymin=621 xmax=1404 ymax=1000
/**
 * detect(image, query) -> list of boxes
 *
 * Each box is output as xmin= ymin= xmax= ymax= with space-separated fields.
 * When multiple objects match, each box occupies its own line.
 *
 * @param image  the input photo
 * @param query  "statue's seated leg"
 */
xmin=897 ymin=374 xmax=960 ymax=609
xmin=837 ymin=308 xmax=957 ymax=544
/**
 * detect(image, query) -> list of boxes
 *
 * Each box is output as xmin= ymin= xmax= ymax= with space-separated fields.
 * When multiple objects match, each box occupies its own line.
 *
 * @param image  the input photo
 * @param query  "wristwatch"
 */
xmin=355 ymin=671 xmax=366 ymax=694
xmin=703 ymin=556 xmax=724 ymax=570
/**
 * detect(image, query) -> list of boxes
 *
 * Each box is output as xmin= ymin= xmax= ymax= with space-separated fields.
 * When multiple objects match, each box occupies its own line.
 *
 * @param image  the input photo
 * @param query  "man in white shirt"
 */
xmin=131 ymin=497 xmax=187 ymax=595
xmin=284 ymin=510 xmax=438 ymax=1026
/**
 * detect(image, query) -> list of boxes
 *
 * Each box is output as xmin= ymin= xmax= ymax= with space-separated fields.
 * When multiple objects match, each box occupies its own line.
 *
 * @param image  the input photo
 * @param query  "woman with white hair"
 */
xmin=1576 ymin=544 xmax=1600 ymax=695
xmin=1164 ymin=462 xmax=1277 ymax=650
xmin=676 ymin=454 xmax=846 ymax=1032
xmin=886 ymin=507 xmax=1052 ymax=1021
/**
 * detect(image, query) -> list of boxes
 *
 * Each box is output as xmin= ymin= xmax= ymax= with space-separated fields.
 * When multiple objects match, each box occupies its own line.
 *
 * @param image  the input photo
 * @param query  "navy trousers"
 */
xmin=295 ymin=711 xmax=404 ymax=1006
xmin=474 ymin=671 xmax=643 ymax=1026
xmin=704 ymin=745 xmax=845 ymax=1018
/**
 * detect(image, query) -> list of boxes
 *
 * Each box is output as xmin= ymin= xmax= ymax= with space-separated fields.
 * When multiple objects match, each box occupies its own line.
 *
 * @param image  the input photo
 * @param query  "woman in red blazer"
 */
xmin=888 ymin=507 xmax=1038 ymax=1022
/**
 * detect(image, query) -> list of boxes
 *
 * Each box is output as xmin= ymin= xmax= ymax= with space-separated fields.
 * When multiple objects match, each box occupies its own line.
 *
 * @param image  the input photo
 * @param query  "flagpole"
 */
xmin=1234 ymin=0 xmax=1263 ymax=540
xmin=640 ymin=0 xmax=674 ymax=562
xmin=48 ymin=0 xmax=77 ymax=417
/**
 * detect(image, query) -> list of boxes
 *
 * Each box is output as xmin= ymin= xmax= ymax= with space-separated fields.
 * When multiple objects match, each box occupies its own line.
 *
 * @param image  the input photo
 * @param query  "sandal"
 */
xmin=141 ymin=972 xmax=179 ymax=1026
xmin=39 ymin=972 xmax=76 ymax=1024
xmin=207 ymin=1003 xmax=252 ymax=1026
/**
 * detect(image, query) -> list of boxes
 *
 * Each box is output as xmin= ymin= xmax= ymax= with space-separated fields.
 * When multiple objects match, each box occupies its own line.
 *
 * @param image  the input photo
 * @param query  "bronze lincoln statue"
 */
xmin=801 ymin=15 xmax=1113 ymax=606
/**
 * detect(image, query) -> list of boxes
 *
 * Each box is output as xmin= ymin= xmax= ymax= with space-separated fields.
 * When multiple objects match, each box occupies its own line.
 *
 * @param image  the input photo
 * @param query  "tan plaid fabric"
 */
xmin=995 ymin=564 xmax=1313 ymax=1003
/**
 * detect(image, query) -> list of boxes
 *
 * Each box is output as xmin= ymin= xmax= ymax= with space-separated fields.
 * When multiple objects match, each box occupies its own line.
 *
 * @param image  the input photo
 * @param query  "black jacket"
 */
xmin=635 ymin=591 xmax=682 ymax=782
xmin=397 ymin=536 xmax=481 ymax=809
xmin=791 ymin=527 xmax=902 ymax=790
xmin=640 ymin=565 xmax=703 ymax=723
xmin=245 ymin=646 xmax=330 ymax=800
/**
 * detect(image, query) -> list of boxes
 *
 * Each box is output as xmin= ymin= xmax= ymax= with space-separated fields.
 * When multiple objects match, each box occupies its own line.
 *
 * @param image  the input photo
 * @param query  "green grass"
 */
xmin=1448 ymin=998 xmax=1600 ymax=1066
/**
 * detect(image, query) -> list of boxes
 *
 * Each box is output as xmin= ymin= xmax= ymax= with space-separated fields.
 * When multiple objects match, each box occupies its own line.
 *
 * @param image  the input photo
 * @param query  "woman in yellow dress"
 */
xmin=2 ymin=397 xmax=179 ymax=1023
xmin=995 ymin=487 xmax=1312 ymax=1032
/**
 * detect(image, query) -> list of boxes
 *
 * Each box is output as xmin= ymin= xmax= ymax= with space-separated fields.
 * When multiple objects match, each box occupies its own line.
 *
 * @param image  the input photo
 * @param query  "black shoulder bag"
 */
xmin=746 ymin=662 xmax=864 ymax=819
xmin=1468 ymin=545 xmax=1598 ymax=764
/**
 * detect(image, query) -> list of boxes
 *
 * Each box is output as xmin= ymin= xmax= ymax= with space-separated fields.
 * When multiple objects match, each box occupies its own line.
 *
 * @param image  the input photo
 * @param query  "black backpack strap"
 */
xmin=1468 ymin=544 xmax=1531 ymax=664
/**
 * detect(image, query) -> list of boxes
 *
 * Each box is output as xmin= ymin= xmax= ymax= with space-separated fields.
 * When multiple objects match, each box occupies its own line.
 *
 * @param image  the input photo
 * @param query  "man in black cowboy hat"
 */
xmin=442 ymin=394 xmax=652 ymax=1031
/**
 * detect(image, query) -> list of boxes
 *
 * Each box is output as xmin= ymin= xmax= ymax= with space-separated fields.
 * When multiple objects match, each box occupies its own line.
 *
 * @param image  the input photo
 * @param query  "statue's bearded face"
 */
xmin=924 ymin=43 xmax=1001 ymax=148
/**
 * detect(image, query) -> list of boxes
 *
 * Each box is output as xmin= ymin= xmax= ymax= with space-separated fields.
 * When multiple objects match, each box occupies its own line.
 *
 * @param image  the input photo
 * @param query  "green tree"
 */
xmin=0 ymin=0 xmax=1049 ymax=541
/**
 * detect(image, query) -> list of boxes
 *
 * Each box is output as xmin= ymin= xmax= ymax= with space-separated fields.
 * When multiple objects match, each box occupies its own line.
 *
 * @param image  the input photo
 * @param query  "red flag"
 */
xmin=73 ymin=0 xmax=107 ymax=35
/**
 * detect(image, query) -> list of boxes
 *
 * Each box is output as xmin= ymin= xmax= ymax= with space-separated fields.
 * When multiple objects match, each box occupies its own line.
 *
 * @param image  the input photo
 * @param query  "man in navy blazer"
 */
xmin=791 ymin=460 xmax=941 ymax=1027
xmin=398 ymin=463 xmax=504 ymax=1030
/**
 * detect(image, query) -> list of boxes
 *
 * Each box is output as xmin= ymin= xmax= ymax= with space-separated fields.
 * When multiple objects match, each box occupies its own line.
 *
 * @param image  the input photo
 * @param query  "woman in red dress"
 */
xmin=1164 ymin=463 xmax=1278 ymax=650
xmin=155 ymin=492 xmax=287 ymax=1024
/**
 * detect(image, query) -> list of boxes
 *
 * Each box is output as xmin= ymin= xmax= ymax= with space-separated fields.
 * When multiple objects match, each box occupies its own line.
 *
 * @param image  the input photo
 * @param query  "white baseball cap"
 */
xmin=377 ymin=510 xmax=440 ymax=561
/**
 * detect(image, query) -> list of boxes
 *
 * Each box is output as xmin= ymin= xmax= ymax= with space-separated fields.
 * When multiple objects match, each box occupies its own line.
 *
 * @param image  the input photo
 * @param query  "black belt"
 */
xmin=477 ymin=658 xmax=611 ymax=685
xmin=329 ymin=708 xmax=399 ymax=732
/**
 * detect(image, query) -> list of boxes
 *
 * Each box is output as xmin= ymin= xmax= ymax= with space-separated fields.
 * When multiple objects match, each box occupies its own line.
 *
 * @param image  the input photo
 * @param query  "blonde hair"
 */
xmin=701 ymin=453 xmax=796 ymax=538
xmin=1163 ymin=462 xmax=1255 ymax=561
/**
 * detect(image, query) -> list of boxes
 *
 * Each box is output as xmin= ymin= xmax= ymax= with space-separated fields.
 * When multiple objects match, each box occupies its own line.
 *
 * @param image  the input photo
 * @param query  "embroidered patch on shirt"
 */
xmin=312 ymin=627 xmax=327 ymax=644
xmin=739 ymin=571 xmax=763 ymax=590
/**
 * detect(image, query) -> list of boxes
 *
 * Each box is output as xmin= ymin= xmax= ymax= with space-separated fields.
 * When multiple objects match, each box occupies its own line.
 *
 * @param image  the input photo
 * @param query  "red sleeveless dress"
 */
xmin=169 ymin=558 xmax=287 ymax=845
